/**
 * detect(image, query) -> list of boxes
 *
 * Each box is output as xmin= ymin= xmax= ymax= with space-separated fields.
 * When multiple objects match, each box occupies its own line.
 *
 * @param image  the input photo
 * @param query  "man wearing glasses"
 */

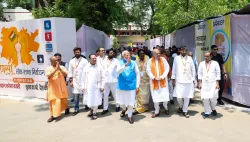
xmin=211 ymin=45 xmax=228 ymax=105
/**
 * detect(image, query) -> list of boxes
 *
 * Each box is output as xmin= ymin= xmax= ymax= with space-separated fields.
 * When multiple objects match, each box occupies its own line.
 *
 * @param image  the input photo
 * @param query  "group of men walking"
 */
xmin=45 ymin=45 xmax=226 ymax=124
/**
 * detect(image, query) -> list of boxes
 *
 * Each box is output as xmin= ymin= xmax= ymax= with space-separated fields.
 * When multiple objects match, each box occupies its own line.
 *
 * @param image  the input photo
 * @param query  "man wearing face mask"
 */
xmin=171 ymin=47 xmax=195 ymax=118
xmin=81 ymin=54 xmax=106 ymax=120
xmin=68 ymin=47 xmax=88 ymax=116
xmin=198 ymin=51 xmax=221 ymax=118
xmin=116 ymin=50 xmax=140 ymax=124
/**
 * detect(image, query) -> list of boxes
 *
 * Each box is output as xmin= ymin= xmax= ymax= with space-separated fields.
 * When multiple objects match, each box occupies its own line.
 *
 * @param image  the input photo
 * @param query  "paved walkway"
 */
xmin=0 ymin=96 xmax=250 ymax=142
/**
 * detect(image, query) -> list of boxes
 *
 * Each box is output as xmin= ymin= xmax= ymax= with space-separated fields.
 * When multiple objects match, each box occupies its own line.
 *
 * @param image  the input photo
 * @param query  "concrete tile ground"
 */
xmin=0 ymin=96 xmax=250 ymax=142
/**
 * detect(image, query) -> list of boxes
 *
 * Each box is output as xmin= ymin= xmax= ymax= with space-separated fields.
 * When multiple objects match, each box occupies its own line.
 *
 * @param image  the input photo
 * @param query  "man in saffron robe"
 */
xmin=46 ymin=56 xmax=69 ymax=123
xmin=147 ymin=48 xmax=170 ymax=118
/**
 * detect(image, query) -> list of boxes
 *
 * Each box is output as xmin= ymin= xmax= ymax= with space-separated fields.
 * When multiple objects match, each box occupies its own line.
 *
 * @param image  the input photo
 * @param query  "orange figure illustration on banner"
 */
xmin=0 ymin=27 xmax=40 ymax=67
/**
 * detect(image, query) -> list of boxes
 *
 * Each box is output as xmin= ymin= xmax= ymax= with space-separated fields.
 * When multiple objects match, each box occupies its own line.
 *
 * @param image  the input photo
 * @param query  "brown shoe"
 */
xmin=47 ymin=116 xmax=55 ymax=123
xmin=91 ymin=114 xmax=97 ymax=120
xmin=120 ymin=109 xmax=127 ymax=117
xmin=128 ymin=117 xmax=134 ymax=124
xmin=151 ymin=113 xmax=160 ymax=118
xmin=183 ymin=112 xmax=190 ymax=118
xmin=87 ymin=110 xmax=93 ymax=117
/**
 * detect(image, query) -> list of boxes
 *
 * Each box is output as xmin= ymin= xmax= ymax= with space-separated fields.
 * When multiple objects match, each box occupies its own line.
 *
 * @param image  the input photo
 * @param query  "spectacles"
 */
xmin=213 ymin=49 xmax=218 ymax=51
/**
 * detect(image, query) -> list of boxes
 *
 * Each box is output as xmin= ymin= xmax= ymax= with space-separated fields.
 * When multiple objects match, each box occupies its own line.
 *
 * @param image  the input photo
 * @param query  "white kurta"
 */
xmin=103 ymin=58 xmax=119 ymax=83
xmin=81 ymin=63 xmax=105 ymax=107
xmin=146 ymin=57 xmax=170 ymax=102
xmin=68 ymin=57 xmax=88 ymax=94
xmin=198 ymin=61 xmax=221 ymax=99
xmin=97 ymin=56 xmax=106 ymax=69
xmin=171 ymin=55 xmax=195 ymax=98
xmin=116 ymin=61 xmax=140 ymax=106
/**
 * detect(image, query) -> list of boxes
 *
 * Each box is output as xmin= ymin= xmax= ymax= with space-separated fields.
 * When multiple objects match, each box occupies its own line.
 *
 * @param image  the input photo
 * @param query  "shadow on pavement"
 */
xmin=200 ymin=112 xmax=223 ymax=120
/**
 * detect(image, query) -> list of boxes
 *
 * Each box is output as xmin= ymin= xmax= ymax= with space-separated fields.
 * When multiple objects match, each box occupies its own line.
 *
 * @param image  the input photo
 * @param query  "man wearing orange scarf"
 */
xmin=146 ymin=48 xmax=170 ymax=118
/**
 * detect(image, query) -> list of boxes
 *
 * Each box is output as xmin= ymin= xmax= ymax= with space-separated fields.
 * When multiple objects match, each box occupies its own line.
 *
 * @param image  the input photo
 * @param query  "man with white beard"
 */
xmin=101 ymin=49 xmax=120 ymax=115
xmin=147 ymin=48 xmax=170 ymax=118
xmin=81 ymin=54 xmax=106 ymax=120
xmin=68 ymin=47 xmax=88 ymax=116
xmin=198 ymin=51 xmax=221 ymax=118
xmin=116 ymin=50 xmax=140 ymax=124
xmin=171 ymin=47 xmax=195 ymax=118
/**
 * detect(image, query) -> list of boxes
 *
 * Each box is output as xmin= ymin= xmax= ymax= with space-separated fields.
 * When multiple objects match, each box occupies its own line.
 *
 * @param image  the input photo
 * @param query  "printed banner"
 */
xmin=0 ymin=19 xmax=56 ymax=99
xmin=210 ymin=15 xmax=232 ymax=95
xmin=195 ymin=21 xmax=209 ymax=64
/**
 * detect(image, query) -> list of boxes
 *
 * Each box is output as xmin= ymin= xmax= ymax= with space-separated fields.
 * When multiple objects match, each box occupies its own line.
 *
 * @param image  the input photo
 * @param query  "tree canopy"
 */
xmin=3 ymin=0 xmax=249 ymax=35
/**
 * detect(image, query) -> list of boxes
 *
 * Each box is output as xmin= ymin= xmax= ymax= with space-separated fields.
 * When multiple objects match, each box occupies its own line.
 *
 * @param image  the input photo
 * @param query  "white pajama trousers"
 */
xmin=177 ymin=98 xmax=190 ymax=113
xmin=104 ymin=83 xmax=119 ymax=110
xmin=154 ymin=102 xmax=168 ymax=114
xmin=121 ymin=105 xmax=133 ymax=117
xmin=168 ymin=80 xmax=174 ymax=100
xmin=203 ymin=97 xmax=217 ymax=115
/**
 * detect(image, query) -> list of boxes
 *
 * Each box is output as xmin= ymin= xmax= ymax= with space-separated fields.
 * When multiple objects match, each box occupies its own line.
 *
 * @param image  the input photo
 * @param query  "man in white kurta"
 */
xmin=81 ymin=54 xmax=105 ymax=120
xmin=116 ymin=50 xmax=140 ymax=124
xmin=68 ymin=47 xmax=88 ymax=116
xmin=171 ymin=47 xmax=195 ymax=118
xmin=198 ymin=52 xmax=221 ymax=118
xmin=101 ymin=49 xmax=120 ymax=115
xmin=96 ymin=47 xmax=106 ymax=109
xmin=147 ymin=48 xmax=170 ymax=118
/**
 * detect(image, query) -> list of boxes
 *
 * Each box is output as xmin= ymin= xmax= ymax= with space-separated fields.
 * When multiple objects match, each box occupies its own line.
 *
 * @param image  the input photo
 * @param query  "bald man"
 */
xmin=45 ymin=56 xmax=70 ymax=122
xmin=147 ymin=48 xmax=170 ymax=118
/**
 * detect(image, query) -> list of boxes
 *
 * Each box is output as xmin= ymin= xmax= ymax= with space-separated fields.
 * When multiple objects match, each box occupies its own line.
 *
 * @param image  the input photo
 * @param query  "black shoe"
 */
xmin=133 ymin=110 xmax=139 ymax=115
xmin=177 ymin=107 xmax=183 ymax=113
xmin=165 ymin=109 xmax=170 ymax=115
xmin=98 ymin=105 xmax=103 ymax=109
xmin=183 ymin=112 xmax=190 ymax=118
xmin=170 ymin=100 xmax=174 ymax=105
xmin=47 ymin=116 xmax=55 ymax=123
xmin=218 ymin=100 xmax=224 ymax=105
xmin=72 ymin=110 xmax=79 ymax=116
xmin=116 ymin=106 xmax=120 ymax=112
xmin=71 ymin=99 xmax=74 ymax=102
xmin=85 ymin=105 xmax=89 ymax=110
xmin=64 ymin=108 xmax=70 ymax=115
xmin=203 ymin=114 xmax=210 ymax=119
xmin=101 ymin=110 xmax=109 ymax=115
xmin=120 ymin=110 xmax=126 ymax=117
xmin=212 ymin=110 xmax=217 ymax=116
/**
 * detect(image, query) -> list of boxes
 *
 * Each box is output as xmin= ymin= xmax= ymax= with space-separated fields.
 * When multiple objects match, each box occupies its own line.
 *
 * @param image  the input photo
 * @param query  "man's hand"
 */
xmin=172 ymin=79 xmax=176 ymax=86
xmin=136 ymin=88 xmax=139 ymax=93
xmin=70 ymin=82 xmax=74 ymax=88
xmin=224 ymin=73 xmax=228 ymax=80
xmin=82 ymin=89 xmax=85 ymax=93
xmin=125 ymin=58 xmax=131 ymax=66
xmin=100 ymin=88 xmax=104 ymax=92
xmin=216 ymin=82 xmax=220 ymax=89
xmin=155 ymin=77 xmax=160 ymax=81
xmin=198 ymin=83 xmax=202 ymax=90
xmin=56 ymin=62 xmax=60 ymax=70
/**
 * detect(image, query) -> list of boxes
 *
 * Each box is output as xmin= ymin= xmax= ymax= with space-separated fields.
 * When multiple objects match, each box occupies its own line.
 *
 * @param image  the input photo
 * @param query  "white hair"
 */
xmin=122 ymin=50 xmax=129 ymax=57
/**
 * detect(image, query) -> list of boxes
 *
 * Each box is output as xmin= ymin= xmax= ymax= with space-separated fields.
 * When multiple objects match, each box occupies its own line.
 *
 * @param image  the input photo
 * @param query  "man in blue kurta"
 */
xmin=116 ymin=50 xmax=140 ymax=124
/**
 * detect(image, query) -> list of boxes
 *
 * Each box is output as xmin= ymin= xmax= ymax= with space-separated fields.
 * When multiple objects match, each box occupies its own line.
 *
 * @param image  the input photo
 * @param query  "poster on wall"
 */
xmin=209 ymin=15 xmax=232 ymax=95
xmin=195 ymin=21 xmax=209 ymax=64
xmin=0 ymin=19 xmax=57 ymax=99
